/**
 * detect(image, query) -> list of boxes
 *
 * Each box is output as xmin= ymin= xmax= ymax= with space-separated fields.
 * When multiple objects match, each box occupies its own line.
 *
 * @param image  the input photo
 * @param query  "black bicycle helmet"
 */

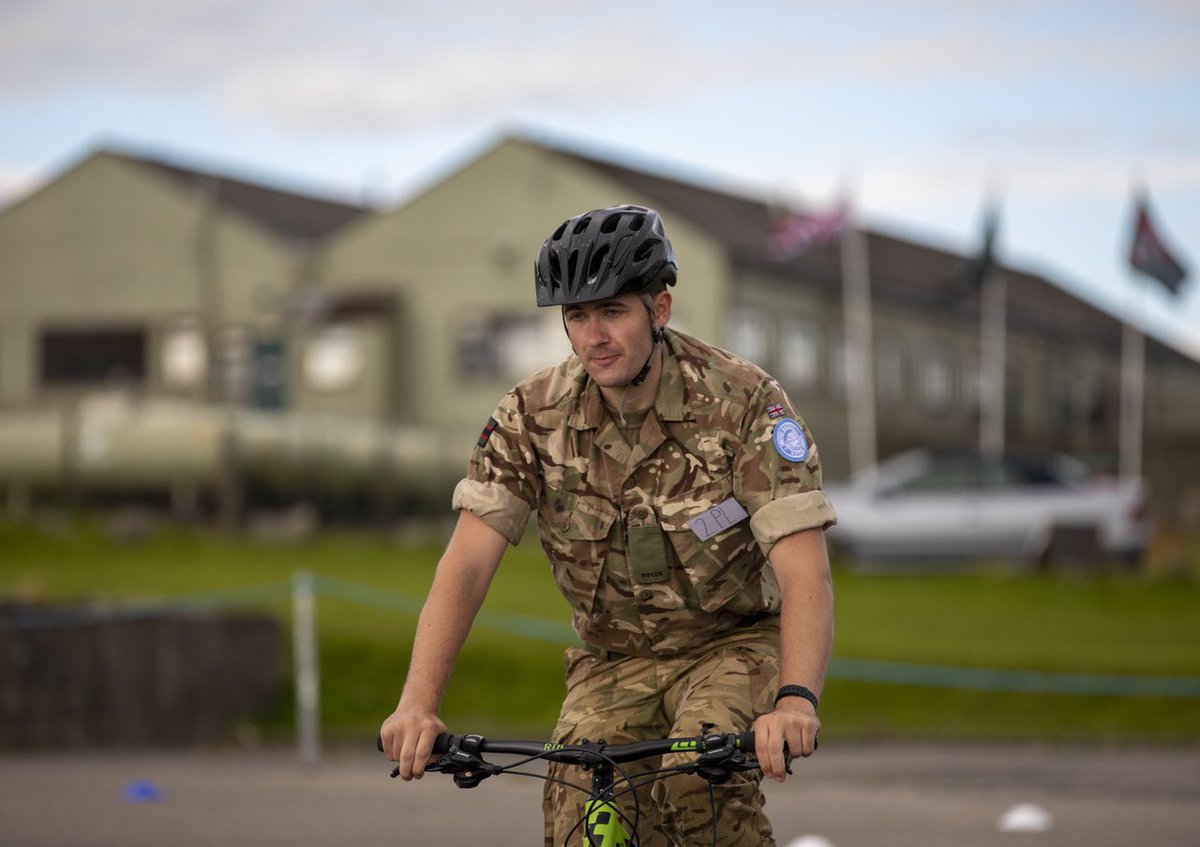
xmin=535 ymin=205 xmax=678 ymax=307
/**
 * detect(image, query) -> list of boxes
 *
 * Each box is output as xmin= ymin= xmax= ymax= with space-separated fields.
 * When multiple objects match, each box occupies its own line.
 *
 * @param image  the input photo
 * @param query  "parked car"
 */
xmin=822 ymin=449 xmax=1149 ymax=568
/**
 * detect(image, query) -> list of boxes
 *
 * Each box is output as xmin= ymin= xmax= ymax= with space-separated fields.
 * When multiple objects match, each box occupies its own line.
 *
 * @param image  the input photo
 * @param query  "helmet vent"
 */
xmin=552 ymin=222 xmax=567 ymax=241
xmin=548 ymin=252 xmax=562 ymax=283
xmin=634 ymin=238 xmax=659 ymax=262
xmin=567 ymin=249 xmax=580 ymax=283
xmin=628 ymin=214 xmax=646 ymax=231
xmin=573 ymin=216 xmax=592 ymax=235
xmin=588 ymin=244 xmax=610 ymax=279
xmin=600 ymin=214 xmax=622 ymax=234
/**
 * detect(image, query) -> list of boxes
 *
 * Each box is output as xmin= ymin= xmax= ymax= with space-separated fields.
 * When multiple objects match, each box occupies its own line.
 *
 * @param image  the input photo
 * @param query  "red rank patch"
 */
xmin=477 ymin=416 xmax=498 ymax=448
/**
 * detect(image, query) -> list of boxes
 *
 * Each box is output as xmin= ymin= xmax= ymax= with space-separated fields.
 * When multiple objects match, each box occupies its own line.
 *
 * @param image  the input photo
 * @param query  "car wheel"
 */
xmin=1114 ymin=548 xmax=1145 ymax=572
xmin=1039 ymin=524 xmax=1102 ymax=572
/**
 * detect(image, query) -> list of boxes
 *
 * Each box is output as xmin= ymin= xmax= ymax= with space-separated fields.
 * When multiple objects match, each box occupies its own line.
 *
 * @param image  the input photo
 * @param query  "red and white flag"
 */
xmin=767 ymin=202 xmax=849 ymax=259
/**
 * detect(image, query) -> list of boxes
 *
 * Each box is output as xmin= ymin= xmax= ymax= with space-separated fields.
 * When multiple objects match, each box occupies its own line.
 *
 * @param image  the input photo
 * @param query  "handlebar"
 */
xmin=378 ymin=728 xmax=783 ymax=787
xmin=427 ymin=730 xmax=757 ymax=765
xmin=377 ymin=731 xmax=756 ymax=762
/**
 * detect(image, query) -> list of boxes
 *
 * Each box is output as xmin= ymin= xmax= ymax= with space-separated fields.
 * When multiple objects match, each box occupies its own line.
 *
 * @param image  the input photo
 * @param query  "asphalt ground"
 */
xmin=2 ymin=742 xmax=1197 ymax=846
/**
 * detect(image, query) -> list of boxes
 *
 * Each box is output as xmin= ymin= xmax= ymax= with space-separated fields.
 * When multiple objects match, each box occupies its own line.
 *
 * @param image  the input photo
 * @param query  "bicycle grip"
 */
xmin=741 ymin=731 xmax=808 ymax=758
xmin=377 ymin=733 xmax=455 ymax=754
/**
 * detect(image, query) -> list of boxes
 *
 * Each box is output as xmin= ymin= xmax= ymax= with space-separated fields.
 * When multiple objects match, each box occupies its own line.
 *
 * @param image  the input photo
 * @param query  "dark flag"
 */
xmin=966 ymin=203 xmax=999 ymax=290
xmin=1129 ymin=196 xmax=1188 ymax=295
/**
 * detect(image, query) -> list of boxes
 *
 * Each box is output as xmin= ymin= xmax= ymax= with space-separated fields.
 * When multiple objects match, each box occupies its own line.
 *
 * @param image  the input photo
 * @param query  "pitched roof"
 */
xmin=124 ymin=150 xmax=366 ymax=243
xmin=529 ymin=136 xmax=1195 ymax=370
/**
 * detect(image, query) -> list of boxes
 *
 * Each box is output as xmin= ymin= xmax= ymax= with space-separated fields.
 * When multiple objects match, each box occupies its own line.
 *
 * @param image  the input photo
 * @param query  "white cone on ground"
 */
xmin=998 ymin=802 xmax=1054 ymax=832
xmin=784 ymin=837 xmax=836 ymax=847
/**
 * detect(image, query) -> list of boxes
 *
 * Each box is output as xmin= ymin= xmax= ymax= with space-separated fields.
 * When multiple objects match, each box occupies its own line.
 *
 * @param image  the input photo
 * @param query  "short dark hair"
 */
xmin=641 ymin=267 xmax=677 ymax=297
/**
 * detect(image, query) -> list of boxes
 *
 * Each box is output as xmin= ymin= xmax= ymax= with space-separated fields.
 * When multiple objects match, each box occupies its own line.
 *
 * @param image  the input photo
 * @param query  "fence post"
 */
xmin=292 ymin=569 xmax=321 ymax=763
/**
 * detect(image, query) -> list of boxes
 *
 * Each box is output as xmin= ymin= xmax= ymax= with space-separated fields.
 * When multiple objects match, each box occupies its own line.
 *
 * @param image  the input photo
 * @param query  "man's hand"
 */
xmin=753 ymin=698 xmax=820 ymax=783
xmin=379 ymin=706 xmax=448 ymax=781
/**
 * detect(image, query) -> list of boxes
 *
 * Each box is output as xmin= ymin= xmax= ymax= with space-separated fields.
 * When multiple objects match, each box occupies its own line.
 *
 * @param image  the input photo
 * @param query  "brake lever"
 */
xmin=692 ymin=733 xmax=755 ymax=785
xmin=428 ymin=747 xmax=502 ymax=788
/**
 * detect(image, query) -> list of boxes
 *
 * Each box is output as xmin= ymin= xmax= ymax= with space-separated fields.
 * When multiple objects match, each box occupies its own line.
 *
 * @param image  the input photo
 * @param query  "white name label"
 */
xmin=687 ymin=497 xmax=750 ymax=541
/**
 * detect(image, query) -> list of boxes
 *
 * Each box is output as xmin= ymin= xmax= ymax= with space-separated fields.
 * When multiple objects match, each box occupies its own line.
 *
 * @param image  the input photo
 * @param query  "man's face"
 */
xmin=563 ymin=292 xmax=671 ymax=388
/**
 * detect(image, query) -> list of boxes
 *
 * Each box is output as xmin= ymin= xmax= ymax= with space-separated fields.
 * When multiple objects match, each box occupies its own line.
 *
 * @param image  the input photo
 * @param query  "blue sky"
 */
xmin=3 ymin=0 xmax=1198 ymax=356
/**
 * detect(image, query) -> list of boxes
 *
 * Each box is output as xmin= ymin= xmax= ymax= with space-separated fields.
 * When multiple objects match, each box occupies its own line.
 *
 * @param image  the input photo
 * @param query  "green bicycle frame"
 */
xmin=584 ymin=798 xmax=633 ymax=847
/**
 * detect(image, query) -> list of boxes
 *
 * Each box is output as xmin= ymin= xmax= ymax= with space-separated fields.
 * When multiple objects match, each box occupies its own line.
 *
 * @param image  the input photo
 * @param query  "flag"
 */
xmin=965 ymin=203 xmax=999 ymax=290
xmin=767 ymin=202 xmax=849 ymax=259
xmin=1129 ymin=196 xmax=1188 ymax=295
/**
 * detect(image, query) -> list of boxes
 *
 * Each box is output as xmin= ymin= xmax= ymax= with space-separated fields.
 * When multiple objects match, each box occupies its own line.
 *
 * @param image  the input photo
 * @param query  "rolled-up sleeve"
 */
xmin=452 ymin=478 xmax=533 ymax=546
xmin=453 ymin=391 xmax=538 ymax=545
xmin=749 ymin=490 xmax=837 ymax=552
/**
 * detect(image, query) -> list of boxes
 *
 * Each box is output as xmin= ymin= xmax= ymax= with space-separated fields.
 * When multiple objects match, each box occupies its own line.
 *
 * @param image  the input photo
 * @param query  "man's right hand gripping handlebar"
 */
xmin=378 ymin=707 xmax=447 ymax=781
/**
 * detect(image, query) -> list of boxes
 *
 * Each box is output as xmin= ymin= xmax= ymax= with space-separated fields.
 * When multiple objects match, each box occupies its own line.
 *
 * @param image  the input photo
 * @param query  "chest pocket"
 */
xmin=538 ymin=488 xmax=617 ymax=615
xmin=659 ymin=478 xmax=765 ymax=614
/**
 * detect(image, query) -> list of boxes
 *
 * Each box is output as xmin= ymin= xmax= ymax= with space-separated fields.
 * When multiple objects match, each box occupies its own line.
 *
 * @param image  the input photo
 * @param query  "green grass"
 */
xmin=2 ymin=516 xmax=1199 ymax=744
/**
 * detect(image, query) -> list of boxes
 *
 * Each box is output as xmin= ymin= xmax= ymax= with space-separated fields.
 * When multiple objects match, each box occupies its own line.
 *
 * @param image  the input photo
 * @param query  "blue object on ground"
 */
xmin=122 ymin=780 xmax=163 ymax=803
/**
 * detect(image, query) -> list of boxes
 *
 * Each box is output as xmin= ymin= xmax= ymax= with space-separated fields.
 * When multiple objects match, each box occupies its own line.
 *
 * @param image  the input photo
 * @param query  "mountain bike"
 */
xmin=378 ymin=726 xmax=789 ymax=847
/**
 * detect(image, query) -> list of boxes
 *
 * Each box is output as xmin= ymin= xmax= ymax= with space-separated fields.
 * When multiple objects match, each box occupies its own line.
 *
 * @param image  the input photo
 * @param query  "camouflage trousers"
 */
xmin=542 ymin=625 xmax=781 ymax=847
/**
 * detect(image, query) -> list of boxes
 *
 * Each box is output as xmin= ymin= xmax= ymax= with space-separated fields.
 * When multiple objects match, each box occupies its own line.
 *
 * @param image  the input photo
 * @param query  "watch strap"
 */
xmin=774 ymin=684 xmax=819 ymax=711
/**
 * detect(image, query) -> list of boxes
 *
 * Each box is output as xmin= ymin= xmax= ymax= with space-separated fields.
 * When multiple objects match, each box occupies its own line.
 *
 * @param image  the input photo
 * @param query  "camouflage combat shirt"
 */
xmin=453 ymin=329 xmax=837 ymax=658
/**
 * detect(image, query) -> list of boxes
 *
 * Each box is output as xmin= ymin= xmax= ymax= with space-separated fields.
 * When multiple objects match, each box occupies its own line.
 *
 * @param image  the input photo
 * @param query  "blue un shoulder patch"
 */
xmin=772 ymin=418 xmax=809 ymax=463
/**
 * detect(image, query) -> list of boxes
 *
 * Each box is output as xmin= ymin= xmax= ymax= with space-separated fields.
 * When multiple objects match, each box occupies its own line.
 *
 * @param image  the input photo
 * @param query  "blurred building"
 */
xmin=2 ymin=136 xmax=1198 ymax=524
xmin=0 ymin=147 xmax=364 ymax=409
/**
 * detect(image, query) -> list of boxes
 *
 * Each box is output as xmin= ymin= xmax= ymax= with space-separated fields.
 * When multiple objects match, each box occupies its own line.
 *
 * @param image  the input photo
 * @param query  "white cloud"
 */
xmin=3 ymin=0 xmax=1197 ymax=139
xmin=0 ymin=165 xmax=46 ymax=208
xmin=219 ymin=30 xmax=735 ymax=132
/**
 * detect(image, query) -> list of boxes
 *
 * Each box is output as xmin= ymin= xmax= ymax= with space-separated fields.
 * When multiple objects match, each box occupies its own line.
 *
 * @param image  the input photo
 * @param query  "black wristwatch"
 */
xmin=774 ymin=684 xmax=819 ymax=711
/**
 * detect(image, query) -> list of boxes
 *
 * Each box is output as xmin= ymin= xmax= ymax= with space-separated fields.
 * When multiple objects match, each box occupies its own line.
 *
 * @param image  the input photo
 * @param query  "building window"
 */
xmin=303 ymin=324 xmax=363 ymax=393
xmin=1083 ymin=375 xmax=1109 ymax=434
xmin=457 ymin=312 xmax=567 ymax=383
xmin=876 ymin=337 xmax=906 ymax=404
xmin=830 ymin=333 xmax=863 ymax=400
xmin=779 ymin=318 xmax=819 ymax=393
xmin=218 ymin=325 xmax=253 ymax=402
xmin=40 ymin=327 xmax=146 ymax=386
xmin=727 ymin=308 xmax=769 ymax=366
xmin=920 ymin=345 xmax=952 ymax=411
xmin=1051 ymin=372 xmax=1073 ymax=434
xmin=251 ymin=339 xmax=287 ymax=410
xmin=1006 ymin=363 xmax=1025 ymax=431
xmin=161 ymin=321 xmax=208 ymax=390
xmin=964 ymin=355 xmax=982 ymax=413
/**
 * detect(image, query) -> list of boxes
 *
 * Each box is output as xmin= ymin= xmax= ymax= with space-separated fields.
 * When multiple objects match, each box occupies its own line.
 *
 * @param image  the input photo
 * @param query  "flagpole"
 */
xmin=980 ymin=266 xmax=1006 ymax=456
xmin=841 ymin=205 xmax=877 ymax=477
xmin=1119 ymin=277 xmax=1146 ymax=480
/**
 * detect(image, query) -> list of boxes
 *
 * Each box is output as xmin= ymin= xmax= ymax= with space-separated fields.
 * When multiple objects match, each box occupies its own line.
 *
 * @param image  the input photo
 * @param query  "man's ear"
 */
xmin=654 ymin=290 xmax=673 ymax=328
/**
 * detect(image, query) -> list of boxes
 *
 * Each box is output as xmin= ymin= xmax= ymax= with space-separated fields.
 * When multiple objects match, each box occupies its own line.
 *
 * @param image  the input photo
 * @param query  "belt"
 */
xmin=580 ymin=612 xmax=779 ymax=661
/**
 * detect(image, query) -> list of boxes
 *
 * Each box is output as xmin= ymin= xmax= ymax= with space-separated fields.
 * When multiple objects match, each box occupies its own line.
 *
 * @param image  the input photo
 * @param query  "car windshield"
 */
xmin=899 ymin=454 xmax=987 ymax=492
xmin=871 ymin=450 xmax=1092 ymax=494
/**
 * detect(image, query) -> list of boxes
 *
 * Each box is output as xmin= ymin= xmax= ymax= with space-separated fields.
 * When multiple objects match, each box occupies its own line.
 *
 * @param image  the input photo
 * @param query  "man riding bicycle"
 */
xmin=380 ymin=204 xmax=837 ymax=846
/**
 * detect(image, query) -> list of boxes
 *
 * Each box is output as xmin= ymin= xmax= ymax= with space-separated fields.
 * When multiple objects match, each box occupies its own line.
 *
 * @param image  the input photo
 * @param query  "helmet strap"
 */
xmin=629 ymin=300 xmax=664 ymax=387
xmin=629 ymin=347 xmax=656 ymax=387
